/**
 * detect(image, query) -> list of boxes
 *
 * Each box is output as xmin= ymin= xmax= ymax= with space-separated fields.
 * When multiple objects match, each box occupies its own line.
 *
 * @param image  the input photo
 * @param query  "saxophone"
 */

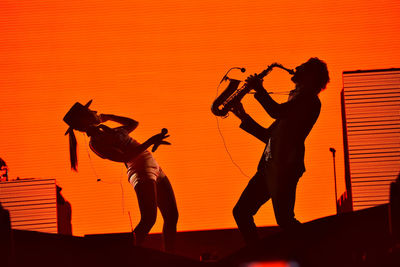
xmin=211 ymin=63 xmax=294 ymax=117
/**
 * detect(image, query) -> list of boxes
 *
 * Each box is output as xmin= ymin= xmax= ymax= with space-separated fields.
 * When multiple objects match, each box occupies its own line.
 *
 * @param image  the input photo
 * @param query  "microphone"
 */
xmin=329 ymin=147 xmax=336 ymax=157
xmin=219 ymin=67 xmax=246 ymax=84
xmin=152 ymin=128 xmax=169 ymax=152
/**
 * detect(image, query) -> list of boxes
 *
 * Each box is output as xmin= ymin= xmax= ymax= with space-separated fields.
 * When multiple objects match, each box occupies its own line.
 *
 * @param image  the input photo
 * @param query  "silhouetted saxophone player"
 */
xmin=230 ymin=58 xmax=329 ymax=244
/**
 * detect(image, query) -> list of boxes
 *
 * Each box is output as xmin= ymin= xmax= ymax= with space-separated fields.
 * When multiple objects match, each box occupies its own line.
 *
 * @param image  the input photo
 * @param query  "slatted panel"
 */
xmin=0 ymin=178 xmax=57 ymax=233
xmin=342 ymin=68 xmax=400 ymax=210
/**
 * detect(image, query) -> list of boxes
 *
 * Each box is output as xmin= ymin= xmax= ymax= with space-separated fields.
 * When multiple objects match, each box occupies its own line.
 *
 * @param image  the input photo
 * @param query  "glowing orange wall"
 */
xmin=1 ymin=0 xmax=399 ymax=236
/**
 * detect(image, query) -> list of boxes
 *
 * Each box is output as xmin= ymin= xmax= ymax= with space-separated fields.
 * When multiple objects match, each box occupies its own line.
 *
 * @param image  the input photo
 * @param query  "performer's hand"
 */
xmin=245 ymin=74 xmax=264 ymax=92
xmin=231 ymin=102 xmax=247 ymax=120
xmin=152 ymin=128 xmax=171 ymax=152
xmin=99 ymin=114 xmax=109 ymax=123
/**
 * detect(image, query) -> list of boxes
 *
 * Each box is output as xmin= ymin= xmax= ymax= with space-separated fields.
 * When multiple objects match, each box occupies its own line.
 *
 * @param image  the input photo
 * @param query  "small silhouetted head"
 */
xmin=63 ymin=100 xmax=100 ymax=133
xmin=292 ymin=57 xmax=330 ymax=94
xmin=0 ymin=158 xmax=8 ymax=181
xmin=63 ymin=100 xmax=99 ymax=171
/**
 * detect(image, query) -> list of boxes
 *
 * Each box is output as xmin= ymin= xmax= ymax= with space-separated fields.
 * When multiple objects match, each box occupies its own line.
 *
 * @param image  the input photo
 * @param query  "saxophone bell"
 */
xmin=211 ymin=78 xmax=242 ymax=117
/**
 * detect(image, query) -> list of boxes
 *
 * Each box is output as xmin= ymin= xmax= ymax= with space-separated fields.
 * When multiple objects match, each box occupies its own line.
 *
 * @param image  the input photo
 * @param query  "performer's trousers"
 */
xmin=233 ymin=164 xmax=301 ymax=244
xmin=133 ymin=175 xmax=178 ymax=252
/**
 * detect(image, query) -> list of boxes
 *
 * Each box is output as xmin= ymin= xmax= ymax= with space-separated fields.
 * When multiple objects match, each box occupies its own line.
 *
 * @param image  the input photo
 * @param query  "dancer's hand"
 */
xmin=99 ymin=114 xmax=109 ymax=123
xmin=152 ymin=128 xmax=171 ymax=152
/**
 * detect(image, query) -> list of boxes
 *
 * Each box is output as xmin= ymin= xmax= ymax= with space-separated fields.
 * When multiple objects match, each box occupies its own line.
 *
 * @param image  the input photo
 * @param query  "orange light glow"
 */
xmin=1 ymin=0 xmax=399 ymax=236
xmin=244 ymin=261 xmax=298 ymax=267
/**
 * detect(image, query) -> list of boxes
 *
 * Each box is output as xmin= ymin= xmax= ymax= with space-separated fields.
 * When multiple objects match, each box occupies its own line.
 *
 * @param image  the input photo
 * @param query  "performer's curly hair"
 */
xmin=306 ymin=57 xmax=330 ymax=92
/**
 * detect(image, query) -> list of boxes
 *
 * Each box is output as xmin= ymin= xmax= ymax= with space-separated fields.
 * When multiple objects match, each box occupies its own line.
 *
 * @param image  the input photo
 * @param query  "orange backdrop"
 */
xmin=1 ymin=0 xmax=399 ymax=236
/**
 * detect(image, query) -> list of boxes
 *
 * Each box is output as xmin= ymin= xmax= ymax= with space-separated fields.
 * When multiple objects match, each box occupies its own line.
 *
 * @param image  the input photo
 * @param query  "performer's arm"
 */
xmin=99 ymin=114 xmax=138 ymax=133
xmin=231 ymin=103 xmax=273 ymax=144
xmin=90 ymin=128 xmax=170 ymax=161
xmin=246 ymin=75 xmax=298 ymax=119
xmin=139 ymin=129 xmax=170 ymax=154
xmin=254 ymin=90 xmax=298 ymax=119
xmin=239 ymin=115 xmax=275 ymax=144
xmin=124 ymin=131 xmax=170 ymax=158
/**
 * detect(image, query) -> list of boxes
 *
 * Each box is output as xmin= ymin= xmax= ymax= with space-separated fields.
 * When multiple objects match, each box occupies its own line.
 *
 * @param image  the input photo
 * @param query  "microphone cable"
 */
xmin=214 ymin=67 xmax=250 ymax=178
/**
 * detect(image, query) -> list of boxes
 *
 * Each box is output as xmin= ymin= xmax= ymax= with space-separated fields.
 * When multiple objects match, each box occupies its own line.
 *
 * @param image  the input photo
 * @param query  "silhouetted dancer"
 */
xmin=231 ymin=58 xmax=329 ymax=244
xmin=63 ymin=101 xmax=178 ymax=252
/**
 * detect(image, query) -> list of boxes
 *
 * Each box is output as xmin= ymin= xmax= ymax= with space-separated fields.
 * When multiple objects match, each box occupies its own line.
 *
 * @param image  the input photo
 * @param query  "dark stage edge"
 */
xmin=7 ymin=204 xmax=400 ymax=267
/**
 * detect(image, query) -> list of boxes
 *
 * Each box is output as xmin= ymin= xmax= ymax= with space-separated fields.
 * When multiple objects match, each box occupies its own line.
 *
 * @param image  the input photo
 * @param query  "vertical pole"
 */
xmin=330 ymin=148 xmax=338 ymax=214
